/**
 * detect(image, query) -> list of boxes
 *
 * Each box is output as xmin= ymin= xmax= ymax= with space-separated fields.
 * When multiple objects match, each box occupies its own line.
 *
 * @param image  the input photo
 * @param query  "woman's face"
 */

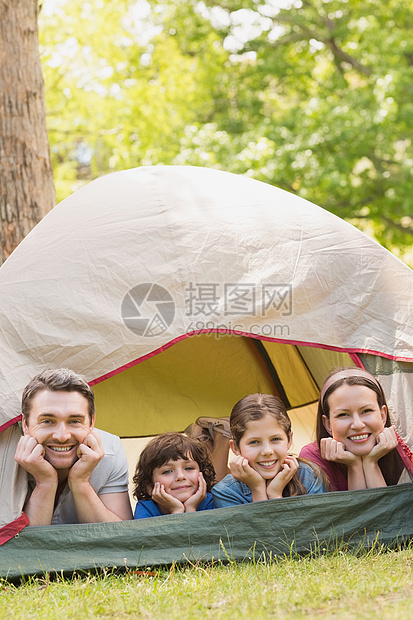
xmin=322 ymin=384 xmax=387 ymax=456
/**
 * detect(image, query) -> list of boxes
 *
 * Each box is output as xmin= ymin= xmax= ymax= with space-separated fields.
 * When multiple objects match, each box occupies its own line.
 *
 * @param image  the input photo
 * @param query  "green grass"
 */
xmin=1 ymin=546 xmax=413 ymax=619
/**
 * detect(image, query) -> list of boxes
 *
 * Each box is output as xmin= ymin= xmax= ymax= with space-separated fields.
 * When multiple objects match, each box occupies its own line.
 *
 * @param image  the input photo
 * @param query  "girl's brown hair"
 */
xmin=317 ymin=368 xmax=404 ymax=486
xmin=230 ymin=393 xmax=327 ymax=497
xmin=132 ymin=432 xmax=216 ymax=500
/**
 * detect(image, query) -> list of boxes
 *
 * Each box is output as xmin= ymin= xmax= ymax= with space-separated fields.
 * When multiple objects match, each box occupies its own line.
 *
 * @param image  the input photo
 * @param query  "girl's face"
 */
xmin=323 ymin=384 xmax=387 ymax=456
xmin=150 ymin=456 xmax=200 ymax=503
xmin=231 ymin=413 xmax=292 ymax=480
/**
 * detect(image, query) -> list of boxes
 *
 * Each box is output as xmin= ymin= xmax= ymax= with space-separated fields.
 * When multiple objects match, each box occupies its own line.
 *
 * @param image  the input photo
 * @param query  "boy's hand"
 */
xmin=151 ymin=482 xmax=185 ymax=514
xmin=184 ymin=472 xmax=207 ymax=513
xmin=266 ymin=456 xmax=299 ymax=499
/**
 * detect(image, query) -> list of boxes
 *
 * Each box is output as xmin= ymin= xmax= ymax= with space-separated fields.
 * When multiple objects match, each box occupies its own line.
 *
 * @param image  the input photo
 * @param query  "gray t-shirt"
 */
xmin=27 ymin=429 xmax=129 ymax=525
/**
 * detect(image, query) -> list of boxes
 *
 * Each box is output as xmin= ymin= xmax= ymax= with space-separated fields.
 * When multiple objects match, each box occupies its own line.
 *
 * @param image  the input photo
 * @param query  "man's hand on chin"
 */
xmin=14 ymin=434 xmax=58 ymax=488
xmin=68 ymin=429 xmax=105 ymax=488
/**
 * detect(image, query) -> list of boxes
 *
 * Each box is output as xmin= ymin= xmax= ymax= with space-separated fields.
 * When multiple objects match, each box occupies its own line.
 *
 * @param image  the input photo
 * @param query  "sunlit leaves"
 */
xmin=39 ymin=0 xmax=413 ymax=258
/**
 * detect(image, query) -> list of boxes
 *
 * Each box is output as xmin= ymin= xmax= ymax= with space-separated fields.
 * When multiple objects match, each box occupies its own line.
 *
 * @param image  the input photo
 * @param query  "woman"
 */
xmin=300 ymin=367 xmax=412 ymax=490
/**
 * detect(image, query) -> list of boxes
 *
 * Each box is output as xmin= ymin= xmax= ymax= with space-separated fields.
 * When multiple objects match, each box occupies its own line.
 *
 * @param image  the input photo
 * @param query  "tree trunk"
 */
xmin=0 ymin=0 xmax=55 ymax=264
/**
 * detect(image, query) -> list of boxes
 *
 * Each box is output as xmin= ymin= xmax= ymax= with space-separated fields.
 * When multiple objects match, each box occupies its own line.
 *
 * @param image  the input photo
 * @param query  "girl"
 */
xmin=212 ymin=394 xmax=326 ymax=508
xmin=300 ymin=367 xmax=412 ymax=491
xmin=133 ymin=432 xmax=216 ymax=518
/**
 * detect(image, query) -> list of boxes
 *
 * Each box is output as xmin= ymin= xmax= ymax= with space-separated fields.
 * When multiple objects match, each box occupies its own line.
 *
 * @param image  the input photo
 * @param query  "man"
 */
xmin=14 ymin=368 xmax=132 ymax=525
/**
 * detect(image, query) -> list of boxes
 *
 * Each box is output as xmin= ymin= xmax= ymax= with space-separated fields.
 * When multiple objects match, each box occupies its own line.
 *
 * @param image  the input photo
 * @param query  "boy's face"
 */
xmin=150 ymin=457 xmax=201 ymax=503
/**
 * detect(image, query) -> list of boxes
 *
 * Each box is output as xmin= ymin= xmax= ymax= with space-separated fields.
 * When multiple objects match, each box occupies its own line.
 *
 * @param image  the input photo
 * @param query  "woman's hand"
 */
xmin=230 ymin=456 xmax=267 ymax=501
xmin=358 ymin=426 xmax=398 ymax=489
xmin=151 ymin=482 xmax=184 ymax=514
xmin=320 ymin=437 xmax=361 ymax=466
xmin=184 ymin=472 xmax=207 ymax=513
xmin=266 ymin=455 xmax=299 ymax=499
xmin=363 ymin=426 xmax=398 ymax=463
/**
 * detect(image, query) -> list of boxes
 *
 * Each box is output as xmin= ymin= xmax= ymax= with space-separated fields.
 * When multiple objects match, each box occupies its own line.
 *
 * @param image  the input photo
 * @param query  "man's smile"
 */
xmin=47 ymin=445 xmax=75 ymax=452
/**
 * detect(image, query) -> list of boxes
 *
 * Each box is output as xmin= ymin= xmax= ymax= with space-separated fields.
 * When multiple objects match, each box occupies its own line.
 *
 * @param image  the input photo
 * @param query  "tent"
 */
xmin=1 ymin=165 xmax=412 ymax=579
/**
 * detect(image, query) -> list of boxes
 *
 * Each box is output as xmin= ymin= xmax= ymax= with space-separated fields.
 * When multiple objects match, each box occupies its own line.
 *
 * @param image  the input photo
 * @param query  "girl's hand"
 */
xmin=363 ymin=426 xmax=398 ymax=463
xmin=230 ymin=456 xmax=267 ymax=501
xmin=266 ymin=456 xmax=299 ymax=499
xmin=320 ymin=437 xmax=361 ymax=466
xmin=184 ymin=472 xmax=207 ymax=513
xmin=151 ymin=482 xmax=184 ymax=514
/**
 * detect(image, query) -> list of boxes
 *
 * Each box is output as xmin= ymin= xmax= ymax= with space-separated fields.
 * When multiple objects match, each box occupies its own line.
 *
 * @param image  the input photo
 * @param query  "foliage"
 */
xmin=39 ymin=0 xmax=413 ymax=258
xmin=2 ymin=545 xmax=413 ymax=618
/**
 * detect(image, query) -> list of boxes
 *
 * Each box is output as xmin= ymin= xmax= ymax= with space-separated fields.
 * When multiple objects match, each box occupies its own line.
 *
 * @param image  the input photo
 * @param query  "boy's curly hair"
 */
xmin=132 ymin=432 xmax=216 ymax=500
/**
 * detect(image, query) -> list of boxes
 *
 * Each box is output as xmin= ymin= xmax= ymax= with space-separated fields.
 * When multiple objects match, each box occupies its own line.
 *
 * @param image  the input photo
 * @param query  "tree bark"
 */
xmin=0 ymin=0 xmax=55 ymax=263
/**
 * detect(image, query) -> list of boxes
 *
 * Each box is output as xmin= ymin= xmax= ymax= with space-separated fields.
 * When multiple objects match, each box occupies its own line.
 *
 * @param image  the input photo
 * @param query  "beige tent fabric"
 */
xmin=378 ymin=372 xmax=413 ymax=449
xmin=0 ymin=425 xmax=28 ymax=527
xmin=359 ymin=356 xmax=413 ymax=453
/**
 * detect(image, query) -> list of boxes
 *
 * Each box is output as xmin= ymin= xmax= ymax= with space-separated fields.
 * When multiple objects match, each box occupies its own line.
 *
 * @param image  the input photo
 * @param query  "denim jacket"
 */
xmin=212 ymin=462 xmax=326 ymax=508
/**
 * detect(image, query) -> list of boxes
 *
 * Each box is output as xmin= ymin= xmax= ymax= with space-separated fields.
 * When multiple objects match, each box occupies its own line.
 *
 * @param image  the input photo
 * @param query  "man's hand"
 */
xmin=266 ymin=456 xmax=299 ymax=499
xmin=14 ymin=435 xmax=58 ymax=487
xmin=68 ymin=429 xmax=104 ymax=488
xmin=14 ymin=435 xmax=58 ymax=526
xmin=363 ymin=426 xmax=398 ymax=463
xmin=320 ymin=437 xmax=361 ymax=466
xmin=184 ymin=472 xmax=207 ymax=513
xmin=230 ymin=455 xmax=267 ymax=501
xmin=151 ymin=482 xmax=185 ymax=514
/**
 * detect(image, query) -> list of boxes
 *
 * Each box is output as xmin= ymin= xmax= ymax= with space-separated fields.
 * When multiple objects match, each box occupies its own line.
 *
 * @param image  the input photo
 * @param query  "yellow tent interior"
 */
xmin=91 ymin=333 xmax=356 ymax=505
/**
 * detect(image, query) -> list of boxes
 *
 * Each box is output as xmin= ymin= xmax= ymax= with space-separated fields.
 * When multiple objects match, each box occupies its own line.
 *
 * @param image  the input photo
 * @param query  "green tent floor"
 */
xmin=1 ymin=485 xmax=413 ymax=581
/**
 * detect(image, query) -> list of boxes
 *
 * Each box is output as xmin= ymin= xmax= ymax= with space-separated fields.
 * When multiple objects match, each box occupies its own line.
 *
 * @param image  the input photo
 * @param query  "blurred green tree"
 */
xmin=39 ymin=0 xmax=413 ymax=258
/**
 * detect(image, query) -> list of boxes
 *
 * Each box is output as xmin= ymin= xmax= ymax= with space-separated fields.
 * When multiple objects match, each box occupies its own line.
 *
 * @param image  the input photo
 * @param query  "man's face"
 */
xmin=22 ymin=389 xmax=94 ymax=475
